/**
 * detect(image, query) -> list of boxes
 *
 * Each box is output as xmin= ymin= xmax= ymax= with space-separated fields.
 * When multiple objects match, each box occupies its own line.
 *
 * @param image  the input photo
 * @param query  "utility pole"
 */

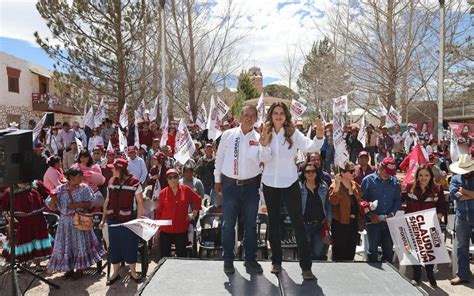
xmin=437 ymin=0 xmax=445 ymax=141
xmin=159 ymin=0 xmax=167 ymax=126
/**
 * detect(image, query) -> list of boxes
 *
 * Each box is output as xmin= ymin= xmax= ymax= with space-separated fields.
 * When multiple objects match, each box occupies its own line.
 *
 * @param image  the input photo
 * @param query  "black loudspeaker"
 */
xmin=0 ymin=129 xmax=33 ymax=184
xmin=44 ymin=112 xmax=55 ymax=127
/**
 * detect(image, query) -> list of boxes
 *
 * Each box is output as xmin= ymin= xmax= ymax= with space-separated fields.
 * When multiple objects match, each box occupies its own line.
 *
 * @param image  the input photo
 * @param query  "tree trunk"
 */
xmin=186 ymin=0 xmax=197 ymax=122
xmin=386 ymin=0 xmax=397 ymax=110
xmin=113 ymin=0 xmax=126 ymax=122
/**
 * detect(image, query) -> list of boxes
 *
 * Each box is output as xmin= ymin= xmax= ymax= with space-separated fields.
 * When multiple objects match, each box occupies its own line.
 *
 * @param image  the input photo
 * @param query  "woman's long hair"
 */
xmin=117 ymin=168 xmax=131 ymax=182
xmin=412 ymin=164 xmax=435 ymax=195
xmin=264 ymin=101 xmax=295 ymax=149
xmin=76 ymin=150 xmax=93 ymax=167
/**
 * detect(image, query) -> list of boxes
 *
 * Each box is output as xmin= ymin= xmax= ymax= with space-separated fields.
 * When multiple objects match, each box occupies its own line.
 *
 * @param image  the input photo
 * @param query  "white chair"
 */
xmin=355 ymin=230 xmax=369 ymax=261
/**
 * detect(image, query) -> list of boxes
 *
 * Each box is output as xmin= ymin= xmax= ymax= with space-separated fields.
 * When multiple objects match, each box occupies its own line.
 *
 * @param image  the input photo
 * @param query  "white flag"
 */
xmin=450 ymin=130 xmax=460 ymax=162
xmin=161 ymin=94 xmax=169 ymax=129
xmin=386 ymin=106 xmax=401 ymax=128
xmin=160 ymin=118 xmax=169 ymax=147
xmin=256 ymin=93 xmax=266 ymax=127
xmin=94 ymin=98 xmax=106 ymax=128
xmin=333 ymin=112 xmax=349 ymax=167
xmin=216 ymin=96 xmax=230 ymax=121
xmin=377 ymin=97 xmax=388 ymax=117
xmin=82 ymin=103 xmax=88 ymax=126
xmin=118 ymin=128 xmax=128 ymax=152
xmin=149 ymin=96 xmax=159 ymax=122
xmin=107 ymin=140 xmax=113 ymax=153
xmin=75 ymin=137 xmax=84 ymax=151
xmin=32 ymin=114 xmax=47 ymax=142
xmin=319 ymin=108 xmax=327 ymax=126
xmin=136 ymin=99 xmax=146 ymax=122
xmin=84 ymin=106 xmax=95 ymax=128
xmin=290 ymin=99 xmax=307 ymax=118
xmin=134 ymin=112 xmax=140 ymax=149
xmin=174 ymin=119 xmax=196 ymax=165
xmin=185 ymin=103 xmax=194 ymax=122
xmin=109 ymin=218 xmax=172 ymax=241
xmin=118 ymin=103 xmax=128 ymax=129
xmin=206 ymin=96 xmax=221 ymax=141
xmin=196 ymin=102 xmax=207 ymax=130
xmin=332 ymin=95 xmax=348 ymax=114
xmin=387 ymin=208 xmax=450 ymax=266
xmin=306 ymin=124 xmax=312 ymax=138
xmin=357 ymin=115 xmax=367 ymax=148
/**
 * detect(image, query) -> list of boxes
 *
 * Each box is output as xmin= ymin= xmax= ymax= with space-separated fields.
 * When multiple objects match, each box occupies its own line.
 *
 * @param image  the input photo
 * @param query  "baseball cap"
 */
xmin=380 ymin=157 xmax=397 ymax=176
xmin=140 ymin=144 xmax=148 ymax=152
xmin=166 ymin=168 xmax=179 ymax=177
xmin=34 ymin=143 xmax=45 ymax=150
xmin=152 ymin=152 xmax=166 ymax=161
xmin=106 ymin=158 xmax=128 ymax=170
xmin=153 ymin=137 xmax=161 ymax=142
xmin=358 ymin=151 xmax=369 ymax=158
xmin=128 ymin=146 xmax=137 ymax=153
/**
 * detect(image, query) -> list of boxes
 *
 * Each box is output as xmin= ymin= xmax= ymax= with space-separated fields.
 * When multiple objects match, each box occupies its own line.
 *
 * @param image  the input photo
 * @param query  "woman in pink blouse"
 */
xmin=72 ymin=150 xmax=106 ymax=209
xmin=43 ymin=155 xmax=67 ymax=192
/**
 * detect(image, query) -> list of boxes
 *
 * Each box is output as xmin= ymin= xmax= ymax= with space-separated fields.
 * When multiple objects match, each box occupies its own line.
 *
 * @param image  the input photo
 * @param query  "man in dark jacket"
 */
xmin=196 ymin=143 xmax=215 ymax=199
xmin=32 ymin=143 xmax=48 ymax=181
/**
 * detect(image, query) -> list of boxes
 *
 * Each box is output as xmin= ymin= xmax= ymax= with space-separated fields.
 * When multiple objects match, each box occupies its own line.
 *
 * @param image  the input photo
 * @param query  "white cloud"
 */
xmin=0 ymin=0 xmax=53 ymax=46
xmin=0 ymin=0 xmax=332 ymax=79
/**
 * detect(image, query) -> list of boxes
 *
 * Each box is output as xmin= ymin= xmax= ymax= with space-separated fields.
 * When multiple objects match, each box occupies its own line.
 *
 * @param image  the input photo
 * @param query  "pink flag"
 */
xmin=400 ymin=144 xmax=427 ymax=188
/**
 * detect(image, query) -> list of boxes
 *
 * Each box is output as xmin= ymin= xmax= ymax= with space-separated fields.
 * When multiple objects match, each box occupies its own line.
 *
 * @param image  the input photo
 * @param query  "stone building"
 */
xmin=0 ymin=51 xmax=81 ymax=129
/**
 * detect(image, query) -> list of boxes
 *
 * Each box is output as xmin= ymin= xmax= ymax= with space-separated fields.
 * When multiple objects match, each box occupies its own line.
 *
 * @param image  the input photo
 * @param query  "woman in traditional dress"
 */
xmin=46 ymin=167 xmax=105 ymax=280
xmin=1 ymin=181 xmax=53 ymax=271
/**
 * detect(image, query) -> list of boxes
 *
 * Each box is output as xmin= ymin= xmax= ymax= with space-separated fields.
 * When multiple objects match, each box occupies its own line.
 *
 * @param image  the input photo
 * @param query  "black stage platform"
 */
xmin=138 ymin=258 xmax=425 ymax=296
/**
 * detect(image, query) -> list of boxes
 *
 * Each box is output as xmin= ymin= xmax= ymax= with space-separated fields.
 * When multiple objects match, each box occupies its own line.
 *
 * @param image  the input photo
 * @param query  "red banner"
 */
xmin=400 ymin=144 xmax=427 ymax=188
xmin=448 ymin=121 xmax=474 ymax=137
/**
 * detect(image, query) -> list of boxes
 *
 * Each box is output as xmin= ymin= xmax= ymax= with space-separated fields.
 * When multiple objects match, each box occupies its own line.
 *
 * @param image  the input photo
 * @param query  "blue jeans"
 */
xmin=366 ymin=222 xmax=394 ymax=263
xmin=304 ymin=222 xmax=325 ymax=260
xmin=455 ymin=213 xmax=474 ymax=281
xmin=222 ymin=181 xmax=259 ymax=261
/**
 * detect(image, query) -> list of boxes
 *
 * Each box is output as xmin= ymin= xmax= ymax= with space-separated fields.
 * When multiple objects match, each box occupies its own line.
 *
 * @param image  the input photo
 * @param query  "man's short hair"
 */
xmin=241 ymin=105 xmax=257 ymax=117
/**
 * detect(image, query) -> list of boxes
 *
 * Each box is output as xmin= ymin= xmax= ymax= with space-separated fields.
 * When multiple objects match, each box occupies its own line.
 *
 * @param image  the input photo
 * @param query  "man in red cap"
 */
xmin=361 ymin=157 xmax=401 ymax=263
xmin=354 ymin=151 xmax=375 ymax=185
xmin=156 ymin=168 xmax=201 ymax=258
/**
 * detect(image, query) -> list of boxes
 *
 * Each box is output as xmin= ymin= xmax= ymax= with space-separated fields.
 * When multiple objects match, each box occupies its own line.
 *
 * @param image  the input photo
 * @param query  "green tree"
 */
xmin=35 ymin=0 xmax=152 ymax=120
xmin=297 ymin=38 xmax=350 ymax=110
xmin=230 ymin=70 xmax=259 ymax=116
xmin=263 ymin=84 xmax=299 ymax=100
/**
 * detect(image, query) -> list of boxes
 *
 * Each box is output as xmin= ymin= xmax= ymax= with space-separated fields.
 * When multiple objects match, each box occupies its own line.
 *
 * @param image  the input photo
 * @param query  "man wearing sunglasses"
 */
xmin=361 ymin=157 xmax=401 ymax=263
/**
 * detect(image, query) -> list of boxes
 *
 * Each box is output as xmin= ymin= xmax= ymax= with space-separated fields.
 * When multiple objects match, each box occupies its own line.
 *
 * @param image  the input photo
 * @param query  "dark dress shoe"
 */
xmin=224 ymin=261 xmax=235 ymax=274
xmin=106 ymin=274 xmax=121 ymax=286
xmin=131 ymin=274 xmax=143 ymax=283
xmin=271 ymin=264 xmax=282 ymax=274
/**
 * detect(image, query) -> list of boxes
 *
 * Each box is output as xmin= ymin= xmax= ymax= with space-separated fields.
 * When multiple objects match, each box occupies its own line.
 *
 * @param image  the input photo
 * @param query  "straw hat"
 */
xmin=449 ymin=154 xmax=474 ymax=175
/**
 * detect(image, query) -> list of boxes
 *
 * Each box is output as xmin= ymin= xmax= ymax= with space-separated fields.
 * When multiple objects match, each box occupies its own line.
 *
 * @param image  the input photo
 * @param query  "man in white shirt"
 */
xmin=72 ymin=121 xmax=88 ymax=148
xmin=127 ymin=146 xmax=147 ymax=184
xmin=214 ymin=105 xmax=263 ymax=274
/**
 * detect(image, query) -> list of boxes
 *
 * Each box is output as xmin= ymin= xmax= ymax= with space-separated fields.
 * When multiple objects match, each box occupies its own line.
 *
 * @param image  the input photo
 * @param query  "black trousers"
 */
xmin=263 ymin=181 xmax=312 ymax=271
xmin=160 ymin=231 xmax=188 ymax=258
xmin=331 ymin=218 xmax=358 ymax=261
xmin=412 ymin=264 xmax=435 ymax=281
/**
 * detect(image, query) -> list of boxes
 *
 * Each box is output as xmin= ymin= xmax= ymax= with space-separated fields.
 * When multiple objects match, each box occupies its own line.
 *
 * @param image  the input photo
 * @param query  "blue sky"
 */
xmin=0 ymin=0 xmax=333 ymax=80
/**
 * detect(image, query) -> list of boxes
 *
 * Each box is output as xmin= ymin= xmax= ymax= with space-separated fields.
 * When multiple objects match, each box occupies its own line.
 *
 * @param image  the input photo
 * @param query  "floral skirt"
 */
xmin=47 ymin=216 xmax=106 ymax=272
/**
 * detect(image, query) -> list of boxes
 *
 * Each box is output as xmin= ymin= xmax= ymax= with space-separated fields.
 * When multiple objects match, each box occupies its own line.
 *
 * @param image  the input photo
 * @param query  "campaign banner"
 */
xmin=174 ymin=118 xmax=195 ymax=164
xmin=377 ymin=97 xmax=387 ymax=117
xmin=386 ymin=106 xmax=401 ymax=128
xmin=290 ymin=99 xmax=307 ymax=118
xmin=357 ymin=115 xmax=367 ymax=148
xmin=196 ymin=102 xmax=207 ymax=130
xmin=216 ymin=96 xmax=230 ymax=120
xmin=387 ymin=208 xmax=450 ymax=266
xmin=32 ymin=113 xmax=47 ymax=141
xmin=399 ymin=144 xmax=427 ymax=188
xmin=84 ymin=106 xmax=95 ymax=128
xmin=332 ymin=95 xmax=348 ymax=114
xmin=206 ymin=96 xmax=221 ymax=140
xmin=149 ymin=96 xmax=159 ymax=122
xmin=94 ymin=98 xmax=106 ymax=128
xmin=109 ymin=218 xmax=172 ymax=241
xmin=333 ymin=112 xmax=349 ymax=167
xmin=448 ymin=121 xmax=473 ymax=137
xmin=119 ymin=103 xmax=128 ymax=128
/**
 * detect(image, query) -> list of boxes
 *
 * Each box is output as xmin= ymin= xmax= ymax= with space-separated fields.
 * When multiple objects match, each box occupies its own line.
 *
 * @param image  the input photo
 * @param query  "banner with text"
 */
xmin=290 ymin=99 xmax=307 ymax=118
xmin=387 ymin=208 xmax=450 ymax=266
